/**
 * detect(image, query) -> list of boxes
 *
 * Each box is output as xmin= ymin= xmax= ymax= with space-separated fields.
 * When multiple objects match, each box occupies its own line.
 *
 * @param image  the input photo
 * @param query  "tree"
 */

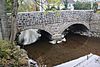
xmin=10 ymin=0 xmax=19 ymax=43
xmin=74 ymin=1 xmax=91 ymax=10
xmin=6 ymin=0 xmax=12 ymax=13
xmin=18 ymin=0 xmax=39 ymax=12
xmin=93 ymin=2 xmax=98 ymax=12
xmin=63 ymin=0 xmax=68 ymax=10
xmin=45 ymin=0 xmax=62 ymax=10
xmin=0 ymin=0 xmax=10 ymax=40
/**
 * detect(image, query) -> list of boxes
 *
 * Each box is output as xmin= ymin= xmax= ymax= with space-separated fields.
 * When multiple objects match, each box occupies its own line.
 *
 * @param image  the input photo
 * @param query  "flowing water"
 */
xmin=23 ymin=33 xmax=100 ymax=67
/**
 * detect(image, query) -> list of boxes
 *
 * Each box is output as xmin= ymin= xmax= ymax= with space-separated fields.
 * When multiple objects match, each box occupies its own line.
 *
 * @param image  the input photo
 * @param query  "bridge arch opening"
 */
xmin=15 ymin=29 xmax=52 ymax=45
xmin=37 ymin=29 xmax=52 ymax=41
xmin=62 ymin=24 xmax=89 ymax=37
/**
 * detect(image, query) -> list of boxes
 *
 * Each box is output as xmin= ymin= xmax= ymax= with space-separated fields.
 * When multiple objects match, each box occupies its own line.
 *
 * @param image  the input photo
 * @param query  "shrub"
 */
xmin=0 ymin=40 xmax=28 ymax=66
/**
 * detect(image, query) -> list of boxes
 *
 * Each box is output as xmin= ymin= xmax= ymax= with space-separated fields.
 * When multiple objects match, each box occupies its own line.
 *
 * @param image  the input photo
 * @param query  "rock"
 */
xmin=49 ymin=40 xmax=56 ymax=44
xmin=28 ymin=59 xmax=38 ymax=67
xmin=57 ymin=40 xmax=62 ymax=44
xmin=62 ymin=38 xmax=66 ymax=42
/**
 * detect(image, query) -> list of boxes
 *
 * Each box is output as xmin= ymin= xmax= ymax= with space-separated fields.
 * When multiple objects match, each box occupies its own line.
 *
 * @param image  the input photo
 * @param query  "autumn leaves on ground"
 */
xmin=24 ymin=34 xmax=100 ymax=67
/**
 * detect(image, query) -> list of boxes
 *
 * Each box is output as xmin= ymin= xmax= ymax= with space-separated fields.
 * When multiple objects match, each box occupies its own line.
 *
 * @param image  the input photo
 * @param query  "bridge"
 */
xmin=16 ymin=10 xmax=100 ymax=40
xmin=17 ymin=10 xmax=100 ymax=39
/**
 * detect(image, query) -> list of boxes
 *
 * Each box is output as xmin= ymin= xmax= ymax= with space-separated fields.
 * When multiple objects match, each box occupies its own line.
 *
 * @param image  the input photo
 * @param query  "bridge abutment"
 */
xmin=51 ymin=34 xmax=64 ymax=40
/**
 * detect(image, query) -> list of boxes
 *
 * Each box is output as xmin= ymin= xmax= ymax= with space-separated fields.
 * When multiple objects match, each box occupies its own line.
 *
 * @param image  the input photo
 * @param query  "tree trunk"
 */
xmin=0 ymin=0 xmax=9 ymax=40
xmin=10 ymin=0 xmax=18 ymax=43
xmin=40 ymin=0 xmax=44 ymax=11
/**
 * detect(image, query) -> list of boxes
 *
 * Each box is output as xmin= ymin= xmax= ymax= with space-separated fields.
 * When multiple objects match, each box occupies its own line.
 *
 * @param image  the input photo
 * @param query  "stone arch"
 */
xmin=15 ymin=28 xmax=52 ymax=45
xmin=62 ymin=22 xmax=89 ymax=36
xmin=38 ymin=29 xmax=52 ymax=41
xmin=61 ymin=22 xmax=89 ymax=33
xmin=16 ymin=26 xmax=53 ymax=36
xmin=15 ymin=27 xmax=52 ymax=39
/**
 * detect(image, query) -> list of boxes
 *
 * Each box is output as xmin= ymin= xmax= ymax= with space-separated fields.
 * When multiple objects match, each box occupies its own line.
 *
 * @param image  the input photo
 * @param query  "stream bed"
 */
xmin=23 ymin=33 xmax=100 ymax=67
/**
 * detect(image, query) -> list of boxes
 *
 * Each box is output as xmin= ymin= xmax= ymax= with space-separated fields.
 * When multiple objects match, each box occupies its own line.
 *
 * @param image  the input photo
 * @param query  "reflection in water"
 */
xmin=22 ymin=33 xmax=100 ymax=67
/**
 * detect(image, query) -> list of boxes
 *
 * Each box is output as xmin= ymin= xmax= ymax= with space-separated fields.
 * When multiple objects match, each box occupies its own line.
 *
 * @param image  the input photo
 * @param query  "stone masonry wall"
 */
xmin=2 ymin=10 xmax=99 ymax=40
xmin=90 ymin=13 xmax=100 ymax=37
xmin=17 ymin=10 xmax=92 ymax=36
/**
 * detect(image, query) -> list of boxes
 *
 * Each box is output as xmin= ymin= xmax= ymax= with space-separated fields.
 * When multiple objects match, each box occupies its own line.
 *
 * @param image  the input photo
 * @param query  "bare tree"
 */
xmin=10 ymin=0 xmax=19 ymax=43
xmin=0 ymin=0 xmax=9 ymax=40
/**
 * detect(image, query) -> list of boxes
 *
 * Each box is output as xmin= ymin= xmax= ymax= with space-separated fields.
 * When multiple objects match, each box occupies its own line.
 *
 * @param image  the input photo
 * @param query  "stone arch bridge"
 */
xmin=17 ymin=10 xmax=100 ymax=40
